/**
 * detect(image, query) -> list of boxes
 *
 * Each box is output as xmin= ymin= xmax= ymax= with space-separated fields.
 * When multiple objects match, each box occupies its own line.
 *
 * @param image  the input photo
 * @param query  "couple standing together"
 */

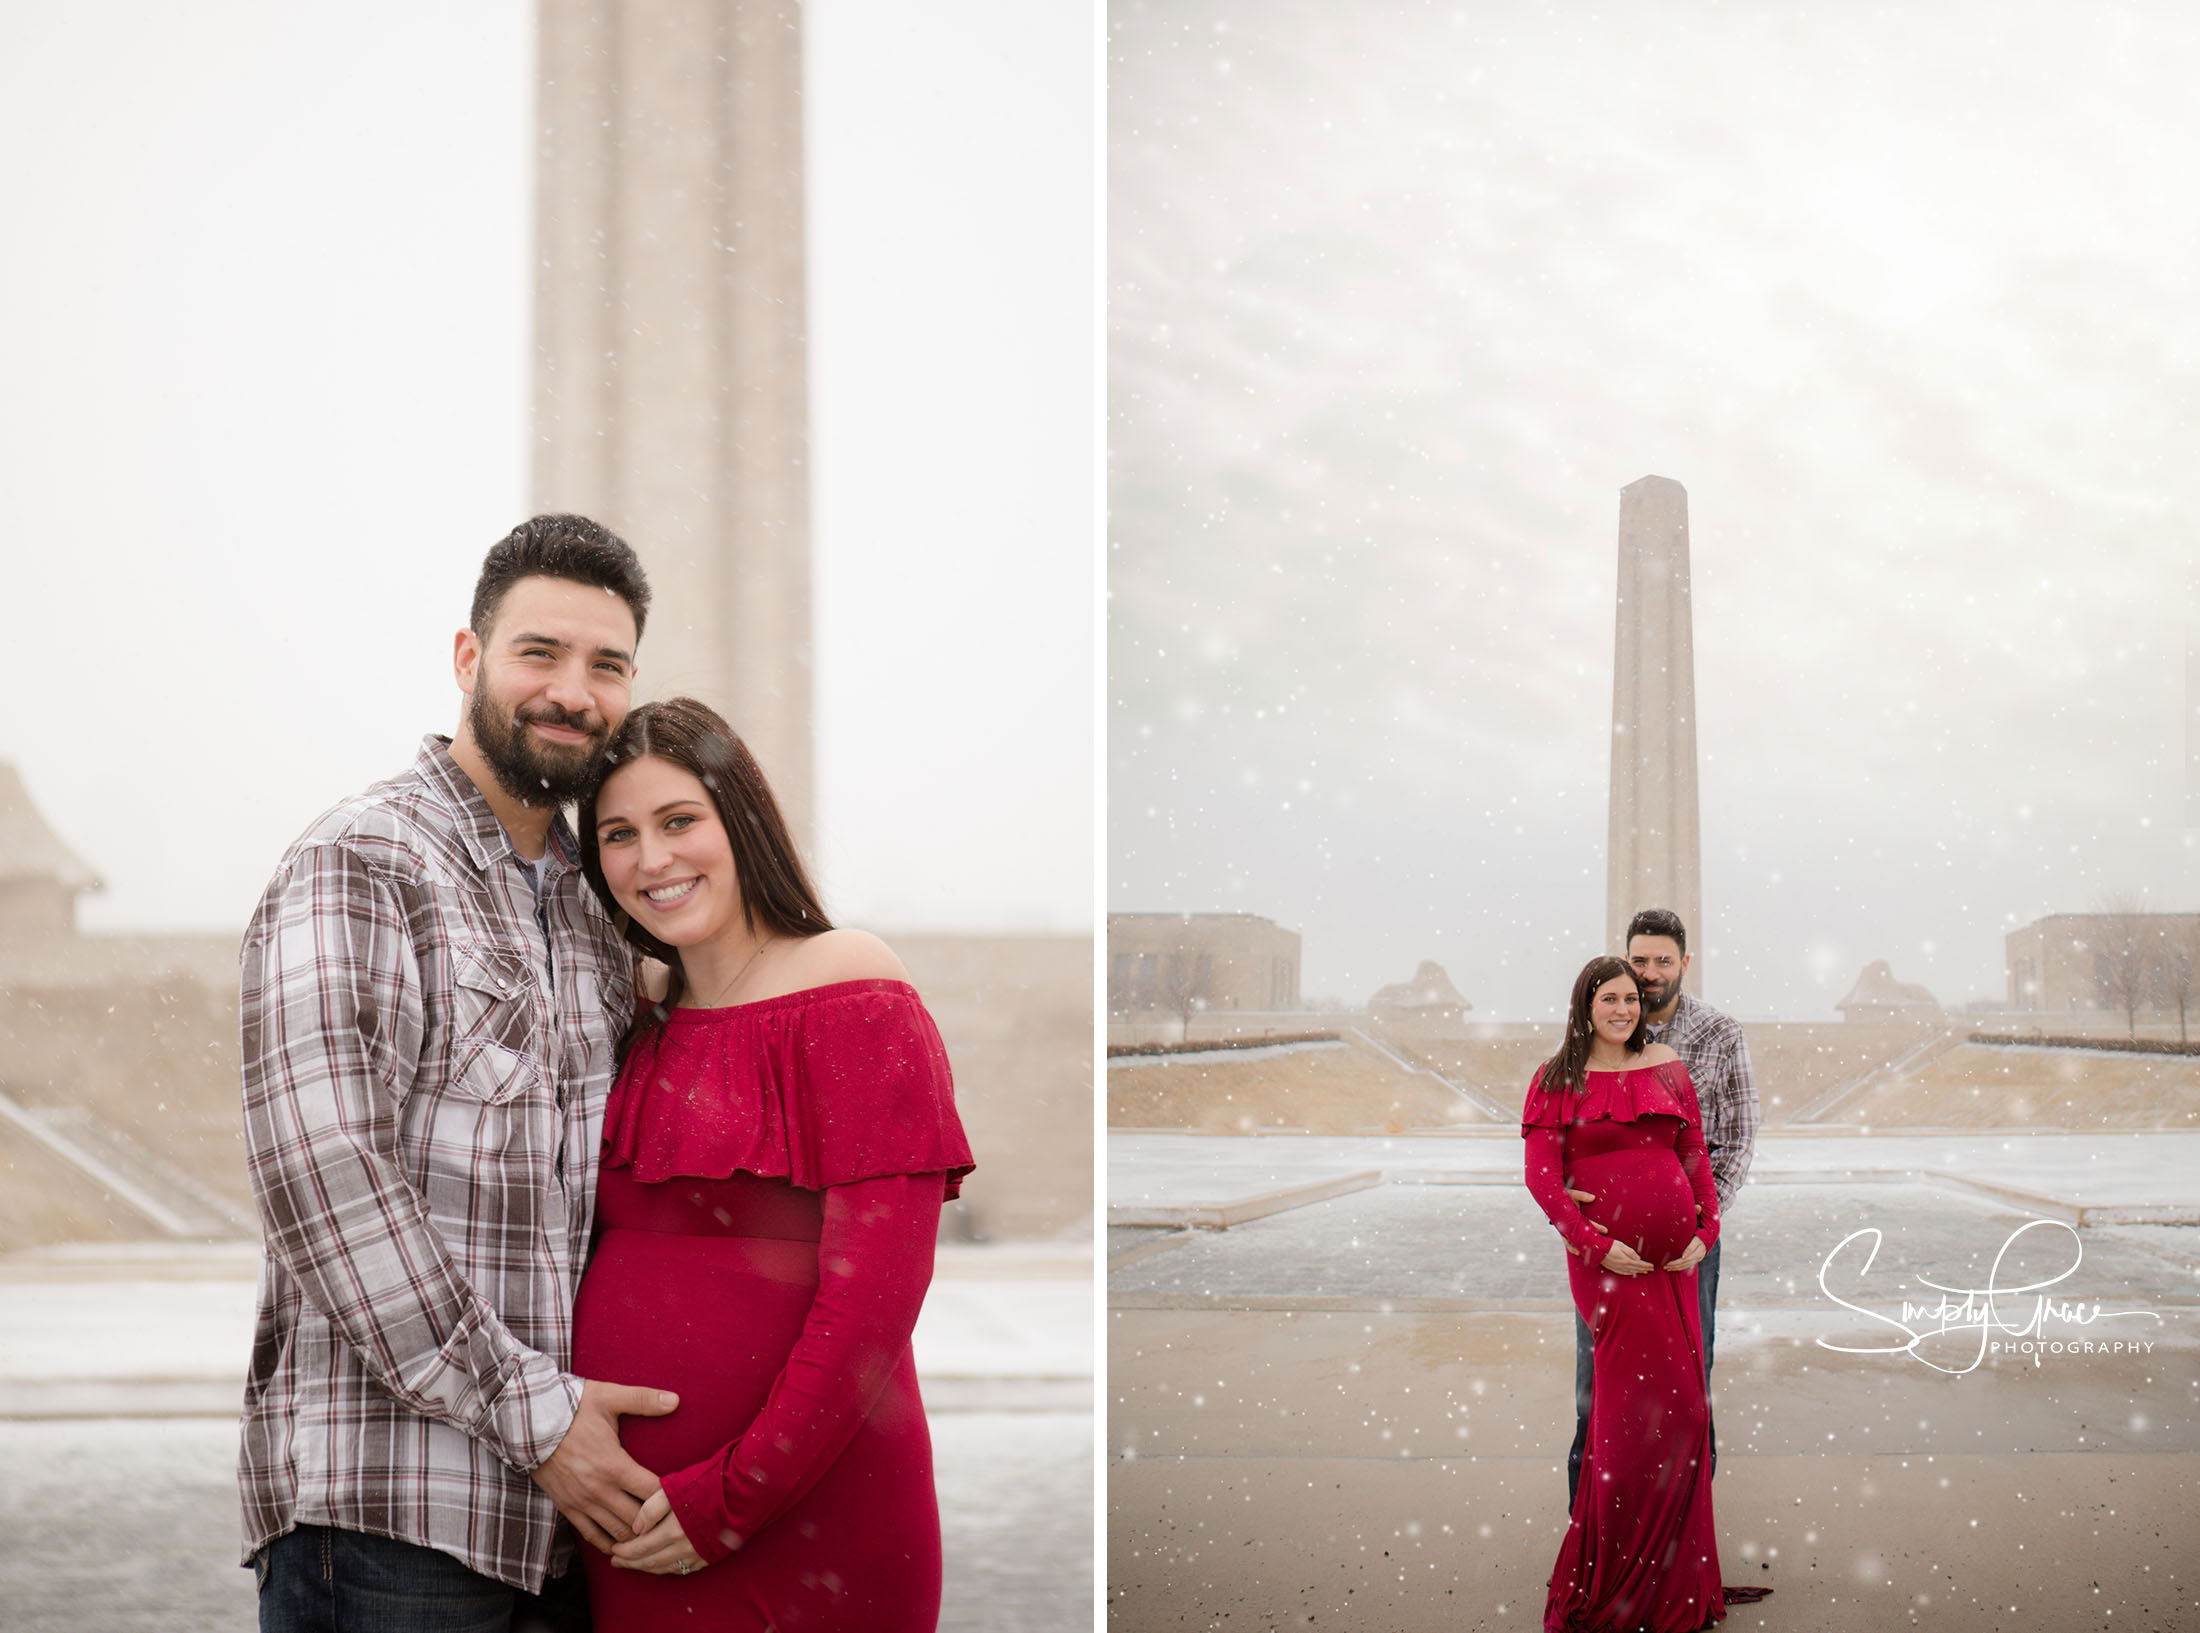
xmin=1522 ymin=910 xmax=1767 ymax=1632
xmin=236 ymin=516 xmax=973 ymax=1631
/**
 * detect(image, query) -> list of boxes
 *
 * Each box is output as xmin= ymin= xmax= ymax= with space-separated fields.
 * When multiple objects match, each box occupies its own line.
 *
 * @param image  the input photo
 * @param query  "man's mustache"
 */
xmin=518 ymin=704 xmax=606 ymax=738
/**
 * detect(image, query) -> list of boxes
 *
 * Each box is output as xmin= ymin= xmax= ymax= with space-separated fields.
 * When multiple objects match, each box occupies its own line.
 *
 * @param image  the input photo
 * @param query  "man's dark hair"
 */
xmin=471 ymin=514 xmax=651 ymax=642
xmin=1626 ymin=907 xmax=1688 ymax=956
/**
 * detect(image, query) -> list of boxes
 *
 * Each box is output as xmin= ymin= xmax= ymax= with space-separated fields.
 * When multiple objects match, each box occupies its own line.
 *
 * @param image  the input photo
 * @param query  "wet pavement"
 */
xmin=1109 ymin=1175 xmax=2200 ymax=1322
xmin=0 ymin=1241 xmax=1093 ymax=1632
xmin=1107 ymin=1128 xmax=2200 ymax=1632
xmin=0 ymin=1411 xmax=1090 ymax=1633
xmin=1109 ymin=1128 xmax=2200 ymax=1216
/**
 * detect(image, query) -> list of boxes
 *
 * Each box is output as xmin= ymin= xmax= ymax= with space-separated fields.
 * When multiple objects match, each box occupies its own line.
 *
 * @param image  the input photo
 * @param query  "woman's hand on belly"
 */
xmin=1662 ymin=1235 xmax=1707 ymax=1274
xmin=611 ymin=1487 xmax=710 ymax=1575
xmin=1597 ymin=1236 xmax=1654 ymax=1276
xmin=1565 ymin=1184 xmax=1652 ymax=1274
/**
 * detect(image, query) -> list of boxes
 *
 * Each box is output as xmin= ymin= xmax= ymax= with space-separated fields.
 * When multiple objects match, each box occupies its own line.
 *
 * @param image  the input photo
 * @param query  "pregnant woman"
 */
xmin=571 ymin=697 xmax=974 ymax=1630
xmin=1522 ymin=955 xmax=1764 ymax=1632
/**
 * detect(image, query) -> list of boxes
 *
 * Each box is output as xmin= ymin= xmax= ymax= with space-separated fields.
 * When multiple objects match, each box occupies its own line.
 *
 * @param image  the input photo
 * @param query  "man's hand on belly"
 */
xmin=1565 ymin=1187 xmax=1608 ymax=1263
xmin=532 ymin=1379 xmax=681 ymax=1553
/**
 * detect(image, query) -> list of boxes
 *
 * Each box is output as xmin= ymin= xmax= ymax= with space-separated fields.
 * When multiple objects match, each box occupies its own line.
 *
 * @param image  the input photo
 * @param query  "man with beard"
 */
xmin=238 ymin=516 xmax=674 ymax=1631
xmin=1562 ymin=906 xmax=1759 ymax=1508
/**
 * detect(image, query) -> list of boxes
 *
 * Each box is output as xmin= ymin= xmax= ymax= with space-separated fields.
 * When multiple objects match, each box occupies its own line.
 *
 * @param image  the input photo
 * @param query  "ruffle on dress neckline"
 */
xmin=603 ymin=979 xmax=974 ymax=1196
xmin=1520 ymin=1055 xmax=1696 ymax=1131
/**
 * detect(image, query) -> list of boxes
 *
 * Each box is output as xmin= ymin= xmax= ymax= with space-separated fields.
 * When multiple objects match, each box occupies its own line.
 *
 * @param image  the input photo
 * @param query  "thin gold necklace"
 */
xmin=699 ymin=933 xmax=777 ymax=1008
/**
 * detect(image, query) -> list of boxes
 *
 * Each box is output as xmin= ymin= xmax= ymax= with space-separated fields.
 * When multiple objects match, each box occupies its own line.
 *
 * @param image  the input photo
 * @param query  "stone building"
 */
xmin=2005 ymin=912 xmax=2200 ymax=1016
xmin=1 ymin=763 xmax=100 ymax=941
xmin=1107 ymin=912 xmax=1300 ymax=1020
xmin=0 ymin=764 xmax=233 ymax=992
xmin=1370 ymin=960 xmax=1472 ymax=1025
xmin=1834 ymin=960 xmax=1940 ymax=1023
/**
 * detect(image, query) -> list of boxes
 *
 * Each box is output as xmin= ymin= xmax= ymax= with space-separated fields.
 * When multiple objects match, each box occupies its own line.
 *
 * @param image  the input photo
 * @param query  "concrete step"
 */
xmin=0 ymin=1092 xmax=254 ymax=1240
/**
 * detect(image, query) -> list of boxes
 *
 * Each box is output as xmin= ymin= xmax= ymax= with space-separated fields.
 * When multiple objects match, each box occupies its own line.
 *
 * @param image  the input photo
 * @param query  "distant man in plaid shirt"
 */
xmin=1563 ymin=906 xmax=1759 ymax=1507
xmin=238 ymin=517 xmax=671 ymax=1630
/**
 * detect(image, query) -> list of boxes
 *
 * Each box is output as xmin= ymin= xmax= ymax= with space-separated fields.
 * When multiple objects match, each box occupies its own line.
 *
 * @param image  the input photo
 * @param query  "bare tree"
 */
xmin=1106 ymin=953 xmax=1134 ymax=1021
xmin=1157 ymin=949 xmax=1210 ymax=1043
xmin=2169 ymin=918 xmax=2200 ymax=1045
xmin=2091 ymin=894 xmax=2154 ymax=1039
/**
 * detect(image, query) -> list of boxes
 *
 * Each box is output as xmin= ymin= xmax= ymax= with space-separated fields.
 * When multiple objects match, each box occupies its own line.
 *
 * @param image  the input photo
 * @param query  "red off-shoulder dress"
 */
xmin=1522 ymin=1058 xmax=1730 ymax=1633
xmin=572 ymin=979 xmax=975 ymax=1631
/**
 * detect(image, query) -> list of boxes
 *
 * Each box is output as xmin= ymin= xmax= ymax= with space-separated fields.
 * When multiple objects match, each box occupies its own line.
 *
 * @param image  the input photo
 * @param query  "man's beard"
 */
xmin=469 ymin=684 xmax=609 ymax=806
xmin=1636 ymin=977 xmax=1674 ymax=1013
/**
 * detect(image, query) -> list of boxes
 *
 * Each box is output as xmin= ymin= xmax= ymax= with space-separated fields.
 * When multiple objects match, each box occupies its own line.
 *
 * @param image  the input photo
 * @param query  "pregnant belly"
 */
xmin=1567 ymin=1151 xmax=1701 ymax=1266
xmin=573 ymin=1227 xmax=818 ymax=1474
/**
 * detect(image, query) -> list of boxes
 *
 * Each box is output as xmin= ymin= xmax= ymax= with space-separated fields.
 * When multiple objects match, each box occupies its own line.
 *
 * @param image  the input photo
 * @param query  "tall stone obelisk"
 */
xmin=1606 ymin=475 xmax=1702 ymax=994
xmin=531 ymin=0 xmax=814 ymax=842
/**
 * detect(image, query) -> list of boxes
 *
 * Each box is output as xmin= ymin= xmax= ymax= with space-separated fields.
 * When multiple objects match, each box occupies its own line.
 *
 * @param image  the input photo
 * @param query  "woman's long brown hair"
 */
xmin=579 ymin=696 xmax=832 ymax=1059
xmin=1538 ymin=955 xmax=1648 ymax=1095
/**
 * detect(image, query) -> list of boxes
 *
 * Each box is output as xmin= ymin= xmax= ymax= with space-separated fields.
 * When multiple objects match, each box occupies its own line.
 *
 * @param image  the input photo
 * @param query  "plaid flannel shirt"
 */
xmin=237 ymin=737 xmax=633 ymax=1591
xmin=1646 ymin=989 xmax=1758 ymax=1214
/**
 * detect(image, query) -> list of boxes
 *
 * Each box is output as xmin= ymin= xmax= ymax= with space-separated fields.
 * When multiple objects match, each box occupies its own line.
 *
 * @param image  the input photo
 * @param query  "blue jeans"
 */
xmin=253 ymin=1525 xmax=591 ymax=1633
xmin=1566 ymin=1237 xmax=1720 ymax=1509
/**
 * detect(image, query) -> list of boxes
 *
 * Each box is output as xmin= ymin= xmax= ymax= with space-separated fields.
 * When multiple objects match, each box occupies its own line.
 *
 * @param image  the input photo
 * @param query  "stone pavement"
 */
xmin=1107 ymin=1130 xmax=2200 ymax=1631
xmin=0 ymin=1240 xmax=1094 ymax=1632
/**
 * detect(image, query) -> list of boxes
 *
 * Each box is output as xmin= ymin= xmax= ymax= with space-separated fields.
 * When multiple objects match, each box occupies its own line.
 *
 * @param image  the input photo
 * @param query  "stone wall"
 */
xmin=1106 ymin=913 xmax=1300 ymax=1017
xmin=0 ymin=975 xmax=249 ymax=1249
xmin=897 ymin=933 xmax=1092 ymax=1241
xmin=0 ymin=933 xmax=1093 ymax=1252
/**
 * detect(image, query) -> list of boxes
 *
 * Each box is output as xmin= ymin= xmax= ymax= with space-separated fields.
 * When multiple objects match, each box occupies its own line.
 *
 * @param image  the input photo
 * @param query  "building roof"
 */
xmin=1107 ymin=911 xmax=1292 ymax=931
xmin=0 ymin=763 xmax=103 ymax=892
xmin=2012 ymin=911 xmax=2200 ymax=929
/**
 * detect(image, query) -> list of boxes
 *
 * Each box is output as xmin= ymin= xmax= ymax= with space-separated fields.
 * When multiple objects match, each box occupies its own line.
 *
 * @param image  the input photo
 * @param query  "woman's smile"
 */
xmin=592 ymin=754 xmax=745 ymax=949
xmin=1590 ymin=975 xmax=1641 ymax=1047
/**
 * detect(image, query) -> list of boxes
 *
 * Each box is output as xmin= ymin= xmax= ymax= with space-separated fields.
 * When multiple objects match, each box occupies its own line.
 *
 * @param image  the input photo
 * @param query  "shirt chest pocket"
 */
xmin=444 ymin=945 xmax=544 ymax=1105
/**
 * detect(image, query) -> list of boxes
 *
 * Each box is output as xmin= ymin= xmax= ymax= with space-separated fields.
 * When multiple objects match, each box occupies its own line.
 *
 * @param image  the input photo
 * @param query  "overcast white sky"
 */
xmin=0 ymin=1 xmax=1092 ymax=939
xmin=1111 ymin=0 xmax=2200 ymax=1019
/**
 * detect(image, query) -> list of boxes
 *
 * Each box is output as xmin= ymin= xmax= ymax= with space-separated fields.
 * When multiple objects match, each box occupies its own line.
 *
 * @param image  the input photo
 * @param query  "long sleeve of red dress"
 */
xmin=1673 ymin=1082 xmax=1721 ymax=1250
xmin=1523 ymin=1123 xmax=1610 ymax=1260
xmin=657 ymin=1169 xmax=943 ymax=1562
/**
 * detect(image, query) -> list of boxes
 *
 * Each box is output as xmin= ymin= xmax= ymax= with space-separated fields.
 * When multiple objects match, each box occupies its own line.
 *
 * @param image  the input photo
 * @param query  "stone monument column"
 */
xmin=1606 ymin=475 xmax=1703 ymax=994
xmin=531 ymin=0 xmax=814 ymax=842
xmin=2187 ymin=607 xmax=2199 ymax=829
